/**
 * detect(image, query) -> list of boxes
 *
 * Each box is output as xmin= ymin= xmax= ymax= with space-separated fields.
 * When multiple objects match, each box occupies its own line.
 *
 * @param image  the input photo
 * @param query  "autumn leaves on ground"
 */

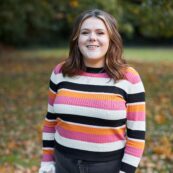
xmin=0 ymin=49 xmax=173 ymax=173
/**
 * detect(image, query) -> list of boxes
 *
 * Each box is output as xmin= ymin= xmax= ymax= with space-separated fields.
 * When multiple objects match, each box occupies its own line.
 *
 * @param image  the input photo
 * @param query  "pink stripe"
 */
xmin=54 ymin=96 xmax=126 ymax=110
xmin=127 ymin=112 xmax=145 ymax=121
xmin=125 ymin=146 xmax=144 ymax=157
xmin=80 ymin=72 xmax=110 ymax=78
xmin=54 ymin=64 xmax=62 ymax=74
xmin=56 ymin=126 xmax=124 ymax=143
xmin=48 ymin=97 xmax=54 ymax=106
xmin=42 ymin=154 xmax=54 ymax=162
xmin=125 ymin=72 xmax=140 ymax=84
xmin=43 ymin=126 xmax=55 ymax=133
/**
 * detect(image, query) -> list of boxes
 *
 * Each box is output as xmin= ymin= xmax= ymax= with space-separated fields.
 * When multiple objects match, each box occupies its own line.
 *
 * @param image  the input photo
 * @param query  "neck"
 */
xmin=85 ymin=66 xmax=105 ymax=73
xmin=83 ymin=58 xmax=104 ymax=68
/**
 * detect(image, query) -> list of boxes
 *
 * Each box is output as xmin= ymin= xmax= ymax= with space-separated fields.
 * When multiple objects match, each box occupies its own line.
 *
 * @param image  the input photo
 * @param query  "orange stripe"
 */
xmin=127 ymin=104 xmax=145 ymax=112
xmin=126 ymin=139 xmax=145 ymax=149
xmin=57 ymin=119 xmax=125 ymax=135
xmin=126 ymin=67 xmax=138 ymax=75
xmin=48 ymin=90 xmax=56 ymax=98
xmin=57 ymin=90 xmax=124 ymax=101
xmin=43 ymin=149 xmax=54 ymax=155
xmin=44 ymin=120 xmax=57 ymax=127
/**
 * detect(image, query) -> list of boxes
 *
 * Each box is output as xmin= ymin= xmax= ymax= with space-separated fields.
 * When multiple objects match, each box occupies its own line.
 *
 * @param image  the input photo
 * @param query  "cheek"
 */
xmin=102 ymin=40 xmax=109 ymax=51
xmin=78 ymin=37 xmax=86 ymax=54
xmin=78 ymin=37 xmax=81 ymax=46
xmin=100 ymin=37 xmax=109 ymax=46
xmin=78 ymin=35 xmax=86 ymax=45
xmin=78 ymin=38 xmax=83 ymax=50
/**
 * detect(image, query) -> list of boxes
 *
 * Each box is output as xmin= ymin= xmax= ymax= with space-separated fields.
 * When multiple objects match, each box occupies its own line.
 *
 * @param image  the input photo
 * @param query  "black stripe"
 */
xmin=58 ymin=114 xmax=126 ymax=127
xmin=49 ymin=80 xmax=57 ymax=92
xmin=85 ymin=67 xmax=105 ymax=73
xmin=127 ymin=128 xmax=145 ymax=140
xmin=46 ymin=112 xmax=58 ymax=120
xmin=120 ymin=162 xmax=136 ymax=173
xmin=55 ymin=141 xmax=124 ymax=161
xmin=57 ymin=81 xmax=127 ymax=100
xmin=43 ymin=140 xmax=54 ymax=148
xmin=127 ymin=92 xmax=145 ymax=103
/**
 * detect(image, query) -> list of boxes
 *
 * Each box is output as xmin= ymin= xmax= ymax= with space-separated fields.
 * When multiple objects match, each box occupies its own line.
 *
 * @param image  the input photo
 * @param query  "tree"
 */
xmin=119 ymin=0 xmax=173 ymax=38
xmin=0 ymin=0 xmax=173 ymax=46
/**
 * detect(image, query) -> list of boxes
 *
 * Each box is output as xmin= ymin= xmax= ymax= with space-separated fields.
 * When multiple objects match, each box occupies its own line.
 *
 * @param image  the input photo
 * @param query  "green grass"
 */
xmin=124 ymin=47 xmax=173 ymax=62
xmin=0 ymin=47 xmax=173 ymax=172
xmin=9 ymin=47 xmax=68 ymax=59
xmin=1 ymin=155 xmax=39 ymax=167
xmin=2 ymin=47 xmax=173 ymax=62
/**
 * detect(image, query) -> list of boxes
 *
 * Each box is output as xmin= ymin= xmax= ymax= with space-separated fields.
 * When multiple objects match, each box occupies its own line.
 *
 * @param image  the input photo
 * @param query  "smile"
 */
xmin=86 ymin=45 xmax=99 ymax=49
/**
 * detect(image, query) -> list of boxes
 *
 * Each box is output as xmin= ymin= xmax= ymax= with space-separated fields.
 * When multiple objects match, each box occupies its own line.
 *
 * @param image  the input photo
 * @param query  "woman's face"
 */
xmin=78 ymin=17 xmax=110 ymax=67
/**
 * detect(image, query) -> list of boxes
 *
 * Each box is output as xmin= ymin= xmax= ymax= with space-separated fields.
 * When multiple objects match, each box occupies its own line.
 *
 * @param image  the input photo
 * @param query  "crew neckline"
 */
xmin=85 ymin=66 xmax=105 ymax=73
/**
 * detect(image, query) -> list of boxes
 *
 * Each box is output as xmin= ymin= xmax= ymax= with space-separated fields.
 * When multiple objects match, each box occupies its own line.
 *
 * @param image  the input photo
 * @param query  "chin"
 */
xmin=88 ymin=57 xmax=100 ymax=59
xmin=86 ymin=55 xmax=103 ymax=59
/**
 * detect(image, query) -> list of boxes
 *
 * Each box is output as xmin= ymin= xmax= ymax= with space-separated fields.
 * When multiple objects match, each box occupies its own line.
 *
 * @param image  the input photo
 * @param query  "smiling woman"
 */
xmin=39 ymin=9 xmax=146 ymax=173
xmin=61 ymin=8 xmax=127 ymax=81
xmin=78 ymin=17 xmax=109 ymax=67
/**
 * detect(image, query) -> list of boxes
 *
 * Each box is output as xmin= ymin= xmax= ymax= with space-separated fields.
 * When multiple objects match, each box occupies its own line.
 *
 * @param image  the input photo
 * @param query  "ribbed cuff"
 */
xmin=39 ymin=162 xmax=55 ymax=173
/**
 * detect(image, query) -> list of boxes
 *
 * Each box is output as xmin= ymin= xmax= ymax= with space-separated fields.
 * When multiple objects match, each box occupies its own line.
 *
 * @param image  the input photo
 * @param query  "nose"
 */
xmin=88 ymin=32 xmax=97 ymax=41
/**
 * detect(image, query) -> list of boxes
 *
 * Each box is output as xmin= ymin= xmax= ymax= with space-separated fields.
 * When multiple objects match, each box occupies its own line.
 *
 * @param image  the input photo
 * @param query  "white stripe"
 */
xmin=45 ymin=118 xmax=56 ymax=122
xmin=56 ymin=74 xmax=135 ymax=95
xmin=127 ymin=120 xmax=145 ymax=131
xmin=127 ymin=137 xmax=145 ymax=143
xmin=48 ymin=104 xmax=55 ymax=113
xmin=115 ymin=80 xmax=129 ymax=93
xmin=54 ymin=73 xmax=145 ymax=94
xmin=55 ymin=132 xmax=125 ymax=152
xmin=41 ymin=161 xmax=55 ymax=166
xmin=42 ymin=147 xmax=54 ymax=150
xmin=128 ymin=82 xmax=145 ymax=94
xmin=58 ymin=118 xmax=126 ymax=129
xmin=43 ymin=133 xmax=55 ymax=140
xmin=56 ymin=73 xmax=115 ymax=86
xmin=54 ymin=104 xmax=126 ymax=120
xmin=126 ymin=102 xmax=145 ymax=106
xmin=50 ymin=71 xmax=58 ymax=84
xmin=122 ymin=153 xmax=141 ymax=167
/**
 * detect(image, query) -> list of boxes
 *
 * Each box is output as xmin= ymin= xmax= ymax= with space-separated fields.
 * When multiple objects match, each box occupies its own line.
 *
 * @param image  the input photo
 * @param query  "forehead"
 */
xmin=80 ymin=17 xmax=107 ymax=30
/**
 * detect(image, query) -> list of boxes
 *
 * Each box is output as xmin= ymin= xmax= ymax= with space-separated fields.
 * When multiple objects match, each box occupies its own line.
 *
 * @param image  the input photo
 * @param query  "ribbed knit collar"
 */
xmin=85 ymin=66 xmax=105 ymax=73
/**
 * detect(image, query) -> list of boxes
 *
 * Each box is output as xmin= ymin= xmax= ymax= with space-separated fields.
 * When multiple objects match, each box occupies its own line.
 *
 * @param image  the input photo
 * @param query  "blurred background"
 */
xmin=0 ymin=0 xmax=173 ymax=172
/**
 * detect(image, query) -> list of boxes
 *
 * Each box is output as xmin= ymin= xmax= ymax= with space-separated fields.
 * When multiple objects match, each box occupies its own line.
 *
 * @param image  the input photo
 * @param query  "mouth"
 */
xmin=86 ymin=45 xmax=99 ymax=49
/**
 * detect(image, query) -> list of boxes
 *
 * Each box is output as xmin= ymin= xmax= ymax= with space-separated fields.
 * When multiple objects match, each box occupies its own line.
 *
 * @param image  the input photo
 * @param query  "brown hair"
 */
xmin=61 ymin=9 xmax=128 ymax=81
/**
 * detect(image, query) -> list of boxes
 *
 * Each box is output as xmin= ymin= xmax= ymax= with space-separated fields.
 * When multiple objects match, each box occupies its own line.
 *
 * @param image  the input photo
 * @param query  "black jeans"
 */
xmin=55 ymin=149 xmax=121 ymax=173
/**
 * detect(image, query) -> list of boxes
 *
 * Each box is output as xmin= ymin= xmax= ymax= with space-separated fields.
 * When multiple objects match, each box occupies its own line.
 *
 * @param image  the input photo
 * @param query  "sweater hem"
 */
xmin=55 ymin=142 xmax=124 ymax=162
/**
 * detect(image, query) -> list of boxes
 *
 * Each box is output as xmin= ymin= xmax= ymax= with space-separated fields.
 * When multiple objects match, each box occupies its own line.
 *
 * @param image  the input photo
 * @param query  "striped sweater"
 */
xmin=41 ymin=63 xmax=145 ymax=173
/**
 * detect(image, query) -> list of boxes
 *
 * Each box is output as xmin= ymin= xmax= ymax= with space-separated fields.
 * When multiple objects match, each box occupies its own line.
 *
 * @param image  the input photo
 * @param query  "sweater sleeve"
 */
xmin=41 ymin=64 xmax=60 ymax=165
xmin=120 ymin=67 xmax=146 ymax=173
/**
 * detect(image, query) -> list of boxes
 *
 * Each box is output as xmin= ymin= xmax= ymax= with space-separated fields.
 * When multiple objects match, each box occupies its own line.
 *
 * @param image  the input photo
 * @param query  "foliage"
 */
xmin=0 ymin=48 xmax=173 ymax=172
xmin=0 ymin=0 xmax=54 ymax=45
xmin=0 ymin=0 xmax=173 ymax=46
xmin=119 ymin=0 xmax=173 ymax=38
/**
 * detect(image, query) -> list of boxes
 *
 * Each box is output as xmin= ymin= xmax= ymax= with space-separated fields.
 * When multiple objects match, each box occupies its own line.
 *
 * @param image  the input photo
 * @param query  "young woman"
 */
xmin=39 ymin=9 xmax=146 ymax=173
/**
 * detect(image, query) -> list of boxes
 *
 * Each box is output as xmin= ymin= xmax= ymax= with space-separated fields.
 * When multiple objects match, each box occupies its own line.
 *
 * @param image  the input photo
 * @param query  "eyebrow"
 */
xmin=81 ymin=28 xmax=105 ymax=31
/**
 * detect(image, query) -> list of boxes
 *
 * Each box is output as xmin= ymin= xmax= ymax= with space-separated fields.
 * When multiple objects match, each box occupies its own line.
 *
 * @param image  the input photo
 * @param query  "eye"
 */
xmin=81 ymin=32 xmax=89 ymax=35
xmin=97 ymin=32 xmax=104 ymax=35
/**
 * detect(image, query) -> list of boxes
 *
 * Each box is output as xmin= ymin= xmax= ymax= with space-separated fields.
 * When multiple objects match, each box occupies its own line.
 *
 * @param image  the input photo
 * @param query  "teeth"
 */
xmin=87 ymin=46 xmax=98 ymax=48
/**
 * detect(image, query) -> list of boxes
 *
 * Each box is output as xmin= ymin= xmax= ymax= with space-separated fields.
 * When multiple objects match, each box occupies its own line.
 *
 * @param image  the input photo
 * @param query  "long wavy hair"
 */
xmin=61 ymin=9 xmax=128 ymax=81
